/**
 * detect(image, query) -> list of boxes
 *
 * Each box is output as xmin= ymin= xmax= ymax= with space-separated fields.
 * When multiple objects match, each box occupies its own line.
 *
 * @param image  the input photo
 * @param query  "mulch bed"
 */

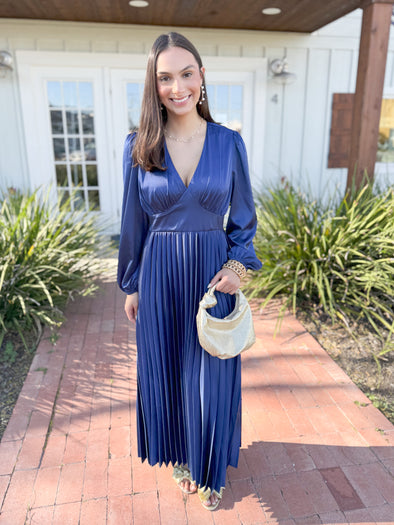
xmin=0 ymin=331 xmax=38 ymax=439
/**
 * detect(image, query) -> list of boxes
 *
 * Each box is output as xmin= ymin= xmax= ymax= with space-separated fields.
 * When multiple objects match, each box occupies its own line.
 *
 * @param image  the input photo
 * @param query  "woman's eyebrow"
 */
xmin=157 ymin=64 xmax=196 ymax=75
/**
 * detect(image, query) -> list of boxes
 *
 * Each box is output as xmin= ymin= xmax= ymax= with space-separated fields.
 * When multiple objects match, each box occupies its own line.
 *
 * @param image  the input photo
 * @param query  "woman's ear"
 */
xmin=200 ymin=66 xmax=206 ymax=81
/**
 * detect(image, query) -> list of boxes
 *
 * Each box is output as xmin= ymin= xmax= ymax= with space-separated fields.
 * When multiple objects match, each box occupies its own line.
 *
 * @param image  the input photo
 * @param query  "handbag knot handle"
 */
xmin=199 ymin=283 xmax=220 ymax=309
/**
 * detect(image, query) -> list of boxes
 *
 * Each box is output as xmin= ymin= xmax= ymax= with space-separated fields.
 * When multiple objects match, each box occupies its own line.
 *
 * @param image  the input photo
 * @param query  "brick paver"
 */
xmin=0 ymin=268 xmax=393 ymax=524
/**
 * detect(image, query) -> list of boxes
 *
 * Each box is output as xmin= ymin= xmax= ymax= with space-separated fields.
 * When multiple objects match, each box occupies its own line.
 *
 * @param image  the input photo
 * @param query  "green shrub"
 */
xmin=247 ymin=181 xmax=394 ymax=357
xmin=0 ymin=187 xmax=109 ymax=348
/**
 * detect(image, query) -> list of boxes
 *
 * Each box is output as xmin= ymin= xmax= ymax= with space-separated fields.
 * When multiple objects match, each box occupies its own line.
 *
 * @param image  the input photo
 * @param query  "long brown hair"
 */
xmin=132 ymin=32 xmax=215 ymax=172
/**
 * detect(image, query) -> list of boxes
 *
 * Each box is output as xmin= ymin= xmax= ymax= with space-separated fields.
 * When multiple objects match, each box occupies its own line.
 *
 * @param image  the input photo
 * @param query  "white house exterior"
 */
xmin=1 ymin=13 xmax=394 ymax=233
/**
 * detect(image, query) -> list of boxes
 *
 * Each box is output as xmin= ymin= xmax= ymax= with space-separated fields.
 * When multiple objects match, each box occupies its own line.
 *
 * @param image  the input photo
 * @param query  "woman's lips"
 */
xmin=170 ymin=95 xmax=191 ymax=105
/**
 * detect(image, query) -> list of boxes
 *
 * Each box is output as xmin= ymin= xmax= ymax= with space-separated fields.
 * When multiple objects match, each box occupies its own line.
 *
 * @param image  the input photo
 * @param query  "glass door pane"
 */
xmin=126 ymin=82 xmax=144 ymax=131
xmin=206 ymin=84 xmax=244 ymax=133
xmin=47 ymin=80 xmax=100 ymax=211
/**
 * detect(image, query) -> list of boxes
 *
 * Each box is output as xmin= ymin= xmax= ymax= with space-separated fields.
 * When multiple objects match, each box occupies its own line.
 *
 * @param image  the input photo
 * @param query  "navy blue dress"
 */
xmin=117 ymin=122 xmax=261 ymax=493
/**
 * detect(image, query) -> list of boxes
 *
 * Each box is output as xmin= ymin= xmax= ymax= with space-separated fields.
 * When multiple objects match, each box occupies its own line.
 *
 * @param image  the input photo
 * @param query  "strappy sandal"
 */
xmin=172 ymin=465 xmax=197 ymax=494
xmin=198 ymin=486 xmax=223 ymax=511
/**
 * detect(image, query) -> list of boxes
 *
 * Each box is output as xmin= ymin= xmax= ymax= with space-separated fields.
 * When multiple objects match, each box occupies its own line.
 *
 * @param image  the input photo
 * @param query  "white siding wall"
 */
xmin=1 ymin=12 xmax=394 ymax=197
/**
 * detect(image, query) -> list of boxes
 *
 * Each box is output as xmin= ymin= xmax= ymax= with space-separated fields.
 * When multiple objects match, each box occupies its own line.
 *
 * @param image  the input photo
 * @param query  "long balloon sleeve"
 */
xmin=117 ymin=133 xmax=149 ymax=294
xmin=226 ymin=133 xmax=262 ymax=271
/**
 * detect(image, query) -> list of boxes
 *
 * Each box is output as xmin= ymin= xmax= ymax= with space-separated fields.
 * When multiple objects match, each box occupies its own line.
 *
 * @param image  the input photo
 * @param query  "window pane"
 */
xmin=70 ymin=164 xmax=83 ymax=186
xmin=53 ymin=138 xmax=66 ymax=161
xmin=73 ymin=190 xmax=85 ymax=210
xmin=229 ymin=111 xmax=242 ymax=133
xmin=86 ymin=165 xmax=98 ymax=186
xmin=47 ymin=81 xmax=62 ymax=107
xmin=68 ymin=138 xmax=82 ymax=161
xmin=63 ymin=82 xmax=78 ymax=108
xmin=50 ymin=110 xmax=64 ymax=134
xmin=58 ymin=189 xmax=70 ymax=207
xmin=84 ymin=138 xmax=96 ymax=161
xmin=79 ymin=82 xmax=93 ymax=108
xmin=216 ymin=85 xmax=229 ymax=113
xmin=230 ymin=85 xmax=243 ymax=111
xmin=66 ymin=110 xmax=80 ymax=134
xmin=377 ymin=99 xmax=394 ymax=163
xmin=208 ymin=84 xmax=243 ymax=133
xmin=88 ymin=189 xmax=100 ymax=210
xmin=127 ymin=82 xmax=143 ymax=130
xmin=55 ymin=165 xmax=68 ymax=186
xmin=81 ymin=110 xmax=95 ymax=134
xmin=206 ymin=85 xmax=215 ymax=105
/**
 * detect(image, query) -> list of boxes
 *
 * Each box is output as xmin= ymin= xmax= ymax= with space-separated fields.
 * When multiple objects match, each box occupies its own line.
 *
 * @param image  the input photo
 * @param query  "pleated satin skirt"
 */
xmin=136 ymin=229 xmax=241 ymax=493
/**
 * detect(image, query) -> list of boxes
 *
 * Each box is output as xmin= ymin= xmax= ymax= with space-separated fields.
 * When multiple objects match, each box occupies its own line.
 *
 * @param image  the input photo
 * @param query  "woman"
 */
xmin=117 ymin=32 xmax=261 ymax=511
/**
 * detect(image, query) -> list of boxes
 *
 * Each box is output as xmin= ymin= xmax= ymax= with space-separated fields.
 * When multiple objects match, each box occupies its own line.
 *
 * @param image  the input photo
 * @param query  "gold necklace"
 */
xmin=164 ymin=119 xmax=204 ymax=143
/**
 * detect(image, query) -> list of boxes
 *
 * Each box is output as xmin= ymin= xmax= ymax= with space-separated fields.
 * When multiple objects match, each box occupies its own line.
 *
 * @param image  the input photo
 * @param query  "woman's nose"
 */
xmin=172 ymin=78 xmax=183 ymax=93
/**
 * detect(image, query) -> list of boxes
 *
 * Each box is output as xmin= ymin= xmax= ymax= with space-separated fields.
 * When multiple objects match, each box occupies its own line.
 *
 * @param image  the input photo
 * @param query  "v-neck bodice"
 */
xmin=138 ymin=122 xmax=233 ymax=227
xmin=164 ymin=124 xmax=208 ymax=189
xmin=120 ymin=122 xmax=261 ymax=268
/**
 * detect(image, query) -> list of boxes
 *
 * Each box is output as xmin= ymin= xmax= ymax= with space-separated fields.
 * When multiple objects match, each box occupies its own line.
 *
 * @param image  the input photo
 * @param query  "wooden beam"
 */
xmin=347 ymin=1 xmax=394 ymax=190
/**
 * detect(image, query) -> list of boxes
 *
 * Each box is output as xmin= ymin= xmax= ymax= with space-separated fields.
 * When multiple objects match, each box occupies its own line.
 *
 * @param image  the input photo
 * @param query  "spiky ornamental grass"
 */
xmin=246 ymin=182 xmax=394 ymax=359
xmin=0 ymin=188 xmax=109 ymax=348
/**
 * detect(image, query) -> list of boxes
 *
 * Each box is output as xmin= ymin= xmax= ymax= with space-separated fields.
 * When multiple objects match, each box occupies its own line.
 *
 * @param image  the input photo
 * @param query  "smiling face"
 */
xmin=156 ymin=46 xmax=204 ymax=120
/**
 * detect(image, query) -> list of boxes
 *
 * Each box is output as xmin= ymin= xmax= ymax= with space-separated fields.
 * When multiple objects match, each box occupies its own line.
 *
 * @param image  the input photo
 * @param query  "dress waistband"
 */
xmin=149 ymin=209 xmax=225 ymax=233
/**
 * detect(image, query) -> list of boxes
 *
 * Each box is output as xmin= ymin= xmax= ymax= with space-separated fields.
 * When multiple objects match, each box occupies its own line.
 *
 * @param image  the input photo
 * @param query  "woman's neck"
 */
xmin=165 ymin=111 xmax=203 ymax=136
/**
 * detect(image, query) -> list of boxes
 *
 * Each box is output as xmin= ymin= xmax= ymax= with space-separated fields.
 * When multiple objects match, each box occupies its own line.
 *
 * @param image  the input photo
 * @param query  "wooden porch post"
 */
xmin=347 ymin=0 xmax=394 ymax=190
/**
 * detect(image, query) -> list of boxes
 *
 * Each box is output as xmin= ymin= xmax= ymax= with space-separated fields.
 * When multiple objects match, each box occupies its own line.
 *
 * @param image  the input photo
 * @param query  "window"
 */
xmin=47 ymin=80 xmax=100 ymax=211
xmin=126 ymin=82 xmax=144 ymax=131
xmin=377 ymin=98 xmax=394 ymax=163
xmin=206 ymin=84 xmax=243 ymax=133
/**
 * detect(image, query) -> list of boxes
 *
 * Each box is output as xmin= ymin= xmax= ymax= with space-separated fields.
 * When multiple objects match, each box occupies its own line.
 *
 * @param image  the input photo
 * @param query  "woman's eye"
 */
xmin=159 ymin=76 xmax=169 ymax=82
xmin=184 ymin=72 xmax=192 ymax=78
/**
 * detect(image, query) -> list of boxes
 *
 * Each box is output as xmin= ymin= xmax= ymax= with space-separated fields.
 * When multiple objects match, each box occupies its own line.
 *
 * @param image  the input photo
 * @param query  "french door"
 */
xmin=18 ymin=62 xmax=114 ymax=227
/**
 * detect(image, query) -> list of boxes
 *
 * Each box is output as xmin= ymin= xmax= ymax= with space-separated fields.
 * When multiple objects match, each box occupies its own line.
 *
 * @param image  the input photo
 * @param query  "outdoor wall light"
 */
xmin=0 ymin=51 xmax=13 ymax=76
xmin=269 ymin=58 xmax=296 ymax=85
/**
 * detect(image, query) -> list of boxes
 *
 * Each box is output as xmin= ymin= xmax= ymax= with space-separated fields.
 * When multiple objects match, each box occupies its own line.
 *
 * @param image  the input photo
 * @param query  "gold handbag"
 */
xmin=196 ymin=283 xmax=256 ymax=359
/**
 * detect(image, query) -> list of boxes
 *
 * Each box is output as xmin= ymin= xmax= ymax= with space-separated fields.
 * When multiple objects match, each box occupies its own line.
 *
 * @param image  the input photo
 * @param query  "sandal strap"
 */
xmin=198 ymin=486 xmax=224 ymax=511
xmin=172 ymin=465 xmax=192 ymax=484
xmin=197 ymin=486 xmax=223 ymax=502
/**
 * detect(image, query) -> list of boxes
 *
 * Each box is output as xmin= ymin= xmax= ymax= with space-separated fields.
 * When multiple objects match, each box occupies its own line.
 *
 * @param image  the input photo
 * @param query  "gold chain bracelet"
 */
xmin=222 ymin=259 xmax=247 ymax=279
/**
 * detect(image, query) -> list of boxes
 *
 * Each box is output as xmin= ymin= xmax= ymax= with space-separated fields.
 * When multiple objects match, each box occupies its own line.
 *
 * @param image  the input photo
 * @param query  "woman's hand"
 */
xmin=209 ymin=268 xmax=240 ymax=295
xmin=125 ymin=292 xmax=139 ymax=322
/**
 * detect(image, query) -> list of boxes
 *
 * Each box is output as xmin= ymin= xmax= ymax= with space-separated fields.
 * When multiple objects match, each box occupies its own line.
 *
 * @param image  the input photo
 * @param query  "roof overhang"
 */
xmin=0 ymin=0 xmax=385 ymax=33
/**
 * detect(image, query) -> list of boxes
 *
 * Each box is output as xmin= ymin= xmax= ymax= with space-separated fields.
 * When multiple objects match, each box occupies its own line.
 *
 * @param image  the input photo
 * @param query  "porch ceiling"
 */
xmin=0 ymin=0 xmax=374 ymax=33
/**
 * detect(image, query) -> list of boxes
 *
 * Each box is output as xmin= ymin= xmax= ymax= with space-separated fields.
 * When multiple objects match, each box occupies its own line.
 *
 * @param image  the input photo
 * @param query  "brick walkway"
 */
xmin=0 ymin=273 xmax=393 ymax=525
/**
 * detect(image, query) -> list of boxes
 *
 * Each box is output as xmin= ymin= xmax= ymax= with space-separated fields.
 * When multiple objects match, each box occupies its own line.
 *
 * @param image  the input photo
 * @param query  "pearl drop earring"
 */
xmin=199 ymin=85 xmax=206 ymax=105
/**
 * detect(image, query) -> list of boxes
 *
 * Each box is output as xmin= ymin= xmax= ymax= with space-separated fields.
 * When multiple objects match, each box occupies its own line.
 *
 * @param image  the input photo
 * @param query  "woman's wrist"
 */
xmin=222 ymin=259 xmax=247 ymax=279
